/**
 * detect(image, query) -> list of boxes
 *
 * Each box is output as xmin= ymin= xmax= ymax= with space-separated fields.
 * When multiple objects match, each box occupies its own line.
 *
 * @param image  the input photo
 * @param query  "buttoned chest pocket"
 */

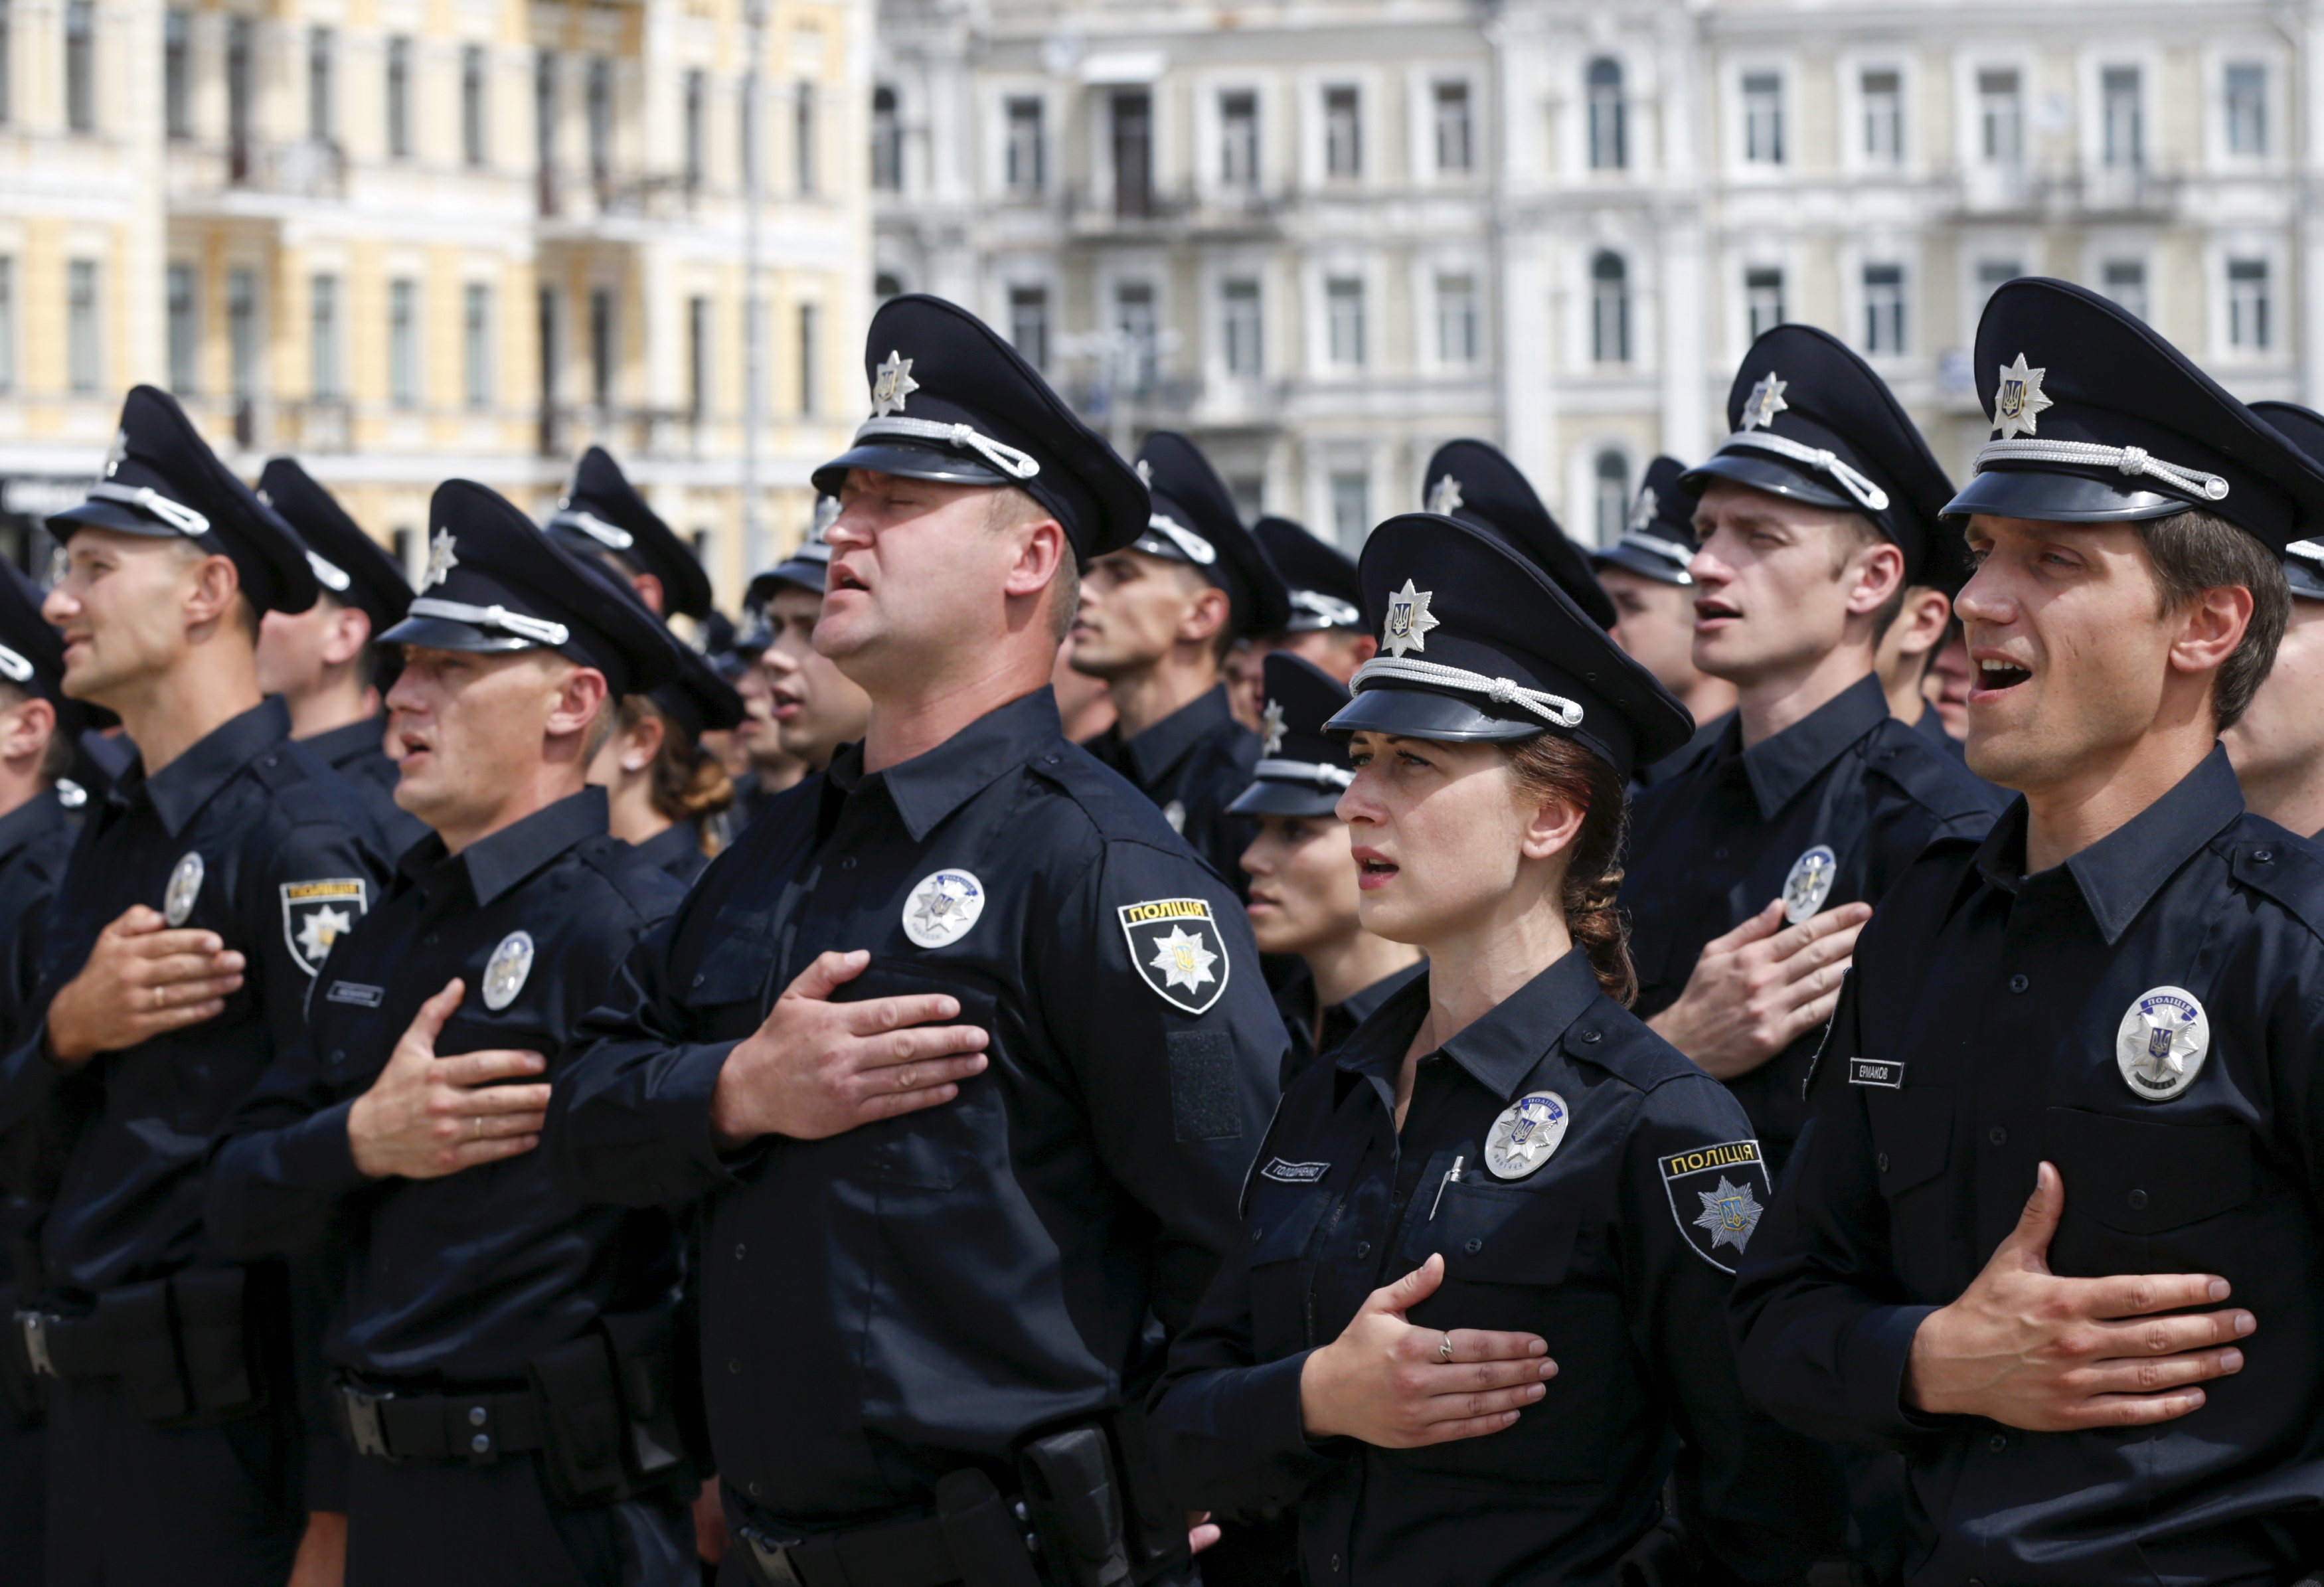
xmin=1401 ymin=1179 xmax=1582 ymax=1333
xmin=1865 ymin=1084 xmax=1953 ymax=1291
xmin=832 ymin=960 xmax=1005 ymax=1192
xmin=2043 ymin=1107 xmax=2254 ymax=1276
xmin=682 ymin=908 xmax=776 ymax=1021
xmin=1244 ymin=1189 xmax=1333 ymax=1356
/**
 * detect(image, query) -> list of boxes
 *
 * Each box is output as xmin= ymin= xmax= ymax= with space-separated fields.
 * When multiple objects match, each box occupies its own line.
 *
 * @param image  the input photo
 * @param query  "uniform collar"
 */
xmin=1335 ymin=948 xmax=1600 ymax=1105
xmin=633 ymin=819 xmax=702 ymax=873
xmin=1733 ymin=672 xmax=1889 ymax=818
xmin=0 ymin=786 xmax=69 ymax=862
xmin=303 ymin=712 xmax=389 ymax=770
xmin=401 ymin=785 xmax=609 ymax=906
xmin=826 ymin=687 xmax=1061 ymax=843
xmin=1972 ymin=745 xmax=2244 ymax=946
xmin=119 ymin=696 xmax=292 ymax=838
xmin=1116 ymin=685 xmax=1238 ymax=786
xmin=1335 ymin=958 xmax=1427 ymax=1027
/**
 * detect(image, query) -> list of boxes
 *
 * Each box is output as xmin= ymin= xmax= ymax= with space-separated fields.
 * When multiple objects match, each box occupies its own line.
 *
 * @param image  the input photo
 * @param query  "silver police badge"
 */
xmin=1993 ymin=352 xmax=2054 ymax=442
xmin=1739 ymin=373 xmax=1789 ymax=432
xmin=482 ymin=930 xmax=535 ymax=1012
xmin=1260 ymin=699 xmax=1286 ymax=756
xmin=901 ymin=869 xmax=985 ymax=950
xmin=1782 ymin=844 xmax=1837 ymax=924
xmin=1484 ymin=1091 xmax=1570 ymax=1181
xmin=1661 ymin=1139 xmax=1772 ymax=1273
xmin=2116 ymin=985 xmax=2210 ymax=1102
xmin=872 ymin=350 xmax=920 ymax=416
xmin=1426 ymin=473 xmax=1463 ymax=516
xmin=163 ymin=851 xmax=205 ymax=926
xmin=423 ymin=527 xmax=459 ymax=589
xmin=1380 ymin=579 xmax=1440 ymax=659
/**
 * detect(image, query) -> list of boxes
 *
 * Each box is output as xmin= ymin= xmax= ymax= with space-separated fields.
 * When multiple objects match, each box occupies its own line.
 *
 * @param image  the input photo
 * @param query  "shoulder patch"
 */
xmin=280 ymin=878 xmax=368 ymax=976
xmin=1661 ymin=1138 xmax=1772 ymax=1274
xmin=1120 ymin=897 xmax=1232 ymax=1015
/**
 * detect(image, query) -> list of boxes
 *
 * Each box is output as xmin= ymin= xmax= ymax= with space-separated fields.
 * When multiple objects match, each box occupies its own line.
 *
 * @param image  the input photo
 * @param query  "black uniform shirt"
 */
xmin=631 ymin=819 xmax=712 ymax=888
xmin=1621 ymin=674 xmax=2002 ymax=1164
xmin=305 ymin=713 xmax=428 ymax=860
xmin=1272 ymin=958 xmax=1426 ymax=1092
xmin=1152 ymin=951 xmax=1841 ymax=1586
xmin=548 ymin=687 xmax=1286 ymax=1533
xmin=1733 ymin=748 xmax=2324 ymax=1585
xmin=0 ymin=788 xmax=77 ymax=1009
xmin=0 ymin=699 xmax=385 ymax=1302
xmin=1087 ymin=685 xmax=1261 ymax=896
xmin=205 ymin=788 xmax=681 ymax=1383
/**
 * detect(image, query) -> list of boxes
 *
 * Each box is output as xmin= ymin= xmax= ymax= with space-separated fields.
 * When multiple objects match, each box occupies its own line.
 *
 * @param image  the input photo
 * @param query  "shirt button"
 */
xmin=1330 ymin=1555 xmax=1342 ymax=1574
xmin=1876 ymin=1151 xmax=1890 ymax=1173
xmin=471 ymin=1434 xmax=491 ymax=1454
xmin=1464 ymin=1238 xmax=1483 ymax=1254
xmin=1987 ymin=1433 xmax=2007 ymax=1453
xmin=468 ymin=1405 xmax=487 ymax=1426
xmin=1251 ymin=1227 xmax=1264 ymax=1245
xmin=734 ymin=1243 xmax=747 ymax=1260
xmin=424 ymin=932 xmax=440 ymax=948
xmin=1353 ymin=1241 xmax=1369 ymax=1258
xmin=749 ymin=1481 xmax=764 ymax=1498
xmin=330 ymin=1049 xmax=345 ymax=1064
xmin=841 ymin=856 xmax=857 ymax=871
xmin=1580 ymin=1029 xmax=1601 ymax=1044
xmin=693 ymin=973 xmax=706 ymax=989
xmin=1987 ymin=1127 xmax=2007 ymax=1147
xmin=2256 ymin=849 xmax=2275 ymax=863
xmin=1713 ymin=847 xmax=1729 ymax=861
xmin=2127 ymin=1189 xmax=2149 ymax=1211
xmin=728 ymin=1359 xmax=742 ymax=1375
xmin=2008 ymin=973 xmax=2029 ymax=994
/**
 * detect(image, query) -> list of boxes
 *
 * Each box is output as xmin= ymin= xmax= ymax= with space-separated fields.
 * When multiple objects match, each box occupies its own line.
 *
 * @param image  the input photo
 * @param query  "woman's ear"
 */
xmin=622 ymin=710 xmax=665 ymax=773
xmin=1516 ymin=788 xmax=1587 ymax=864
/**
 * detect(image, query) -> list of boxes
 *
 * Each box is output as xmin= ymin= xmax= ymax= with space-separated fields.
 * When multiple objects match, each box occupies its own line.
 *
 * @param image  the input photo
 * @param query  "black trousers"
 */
xmin=0 ymin=1417 xmax=44 ymax=1586
xmin=347 ymin=1453 xmax=695 ymax=1587
xmin=43 ymin=1375 xmax=300 ymax=1587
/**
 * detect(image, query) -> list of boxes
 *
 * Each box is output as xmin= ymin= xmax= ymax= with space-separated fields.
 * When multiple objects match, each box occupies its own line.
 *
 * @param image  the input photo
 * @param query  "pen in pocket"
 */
xmin=1428 ymin=1155 xmax=1465 ymax=1220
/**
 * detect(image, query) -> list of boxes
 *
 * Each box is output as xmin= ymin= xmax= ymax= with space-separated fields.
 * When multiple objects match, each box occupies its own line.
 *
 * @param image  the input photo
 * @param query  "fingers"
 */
xmin=1766 ymin=902 xmax=1872 ymax=962
xmin=2079 ymin=1272 xmax=2241 ymax=1323
xmin=1766 ymin=983 xmax=1847 ymax=1048
xmin=402 ymin=979 xmax=465 ymax=1052
xmin=139 ymin=973 xmax=246 ymax=1011
xmin=431 ymin=1048 xmax=548 ymax=1089
xmin=784 ymin=949 xmax=871 ymax=1004
xmin=857 ymin=1081 xmax=966 ymax=1122
xmin=133 ymin=950 xmax=246 ymax=989
xmin=129 ymin=997 xmax=229 ymax=1035
xmin=1705 ymin=898 xmax=1788 ymax=953
xmin=1770 ymin=920 xmax=1863 ymax=981
xmin=1440 ymin=1328 xmax=1550 ymax=1365
xmin=2068 ymin=1345 xmax=2245 ymax=1400
xmin=2001 ymin=1161 xmax=2066 ymax=1268
xmin=1425 ymin=1357 xmax=1556 ymax=1396
xmin=853 ymin=1025 xmax=991 ymax=1072
xmin=438 ymin=1080 xmax=554 ymax=1116
xmin=1372 ymin=1254 xmax=1446 ymax=1317
xmin=108 ymin=904 xmax=167 ymax=937
xmin=839 ymin=993 xmax=977 ymax=1038
xmin=121 ymin=927 xmax=233 ymax=961
xmin=429 ymin=1134 xmax=541 ymax=1175
xmin=2054 ymin=1386 xmax=2212 ymax=1430
xmin=1402 ymin=1408 xmax=1524 ymax=1447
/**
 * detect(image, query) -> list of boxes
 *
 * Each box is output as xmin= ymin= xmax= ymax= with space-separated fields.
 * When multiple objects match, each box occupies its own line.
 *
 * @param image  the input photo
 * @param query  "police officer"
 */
xmin=1225 ymin=515 xmax=1374 ymax=730
xmin=1234 ymin=651 xmax=1420 ymax=1090
xmin=2225 ymin=400 xmax=2324 ymax=840
xmin=1869 ymin=481 xmax=1975 ymax=766
xmin=1590 ymin=456 xmax=1736 ymax=784
xmin=207 ymin=479 xmax=694 ymax=1586
xmin=546 ymin=444 xmax=716 ymax=624
xmin=720 ymin=530 xmax=832 ymax=833
xmin=1733 ymin=275 xmax=2324 ymax=1586
xmin=1076 ymin=431 xmax=1290 ymax=892
xmin=588 ymin=618 xmax=746 ymax=886
xmin=255 ymin=455 xmax=427 ymax=855
xmin=1620 ymin=326 xmax=2002 ymax=1169
xmin=1421 ymin=437 xmax=1618 ymax=629
xmin=548 ymin=293 xmax=1287 ymax=1587
xmin=1151 ymin=507 xmax=1843 ymax=1585
xmin=0 ymin=385 xmax=388 ymax=1584
xmin=742 ymin=520 xmax=872 ymax=778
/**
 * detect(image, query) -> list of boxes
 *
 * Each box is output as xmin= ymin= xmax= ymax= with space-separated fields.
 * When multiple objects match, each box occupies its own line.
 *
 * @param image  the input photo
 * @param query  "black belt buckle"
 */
xmin=15 ymin=1311 xmax=54 ymax=1380
xmin=738 ymin=1527 xmax=808 ymax=1586
xmin=339 ymin=1385 xmax=392 ymax=1461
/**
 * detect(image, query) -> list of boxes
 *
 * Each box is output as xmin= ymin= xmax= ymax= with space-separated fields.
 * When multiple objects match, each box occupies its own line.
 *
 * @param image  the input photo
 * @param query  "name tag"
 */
xmin=1848 ymin=1057 xmax=1904 ymax=1088
xmin=1260 ymin=1158 xmax=1329 ymax=1184
xmin=327 ymin=981 xmax=385 ymax=1008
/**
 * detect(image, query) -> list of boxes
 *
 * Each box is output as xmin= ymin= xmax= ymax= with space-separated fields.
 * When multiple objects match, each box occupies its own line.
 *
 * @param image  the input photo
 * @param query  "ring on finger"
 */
xmin=471 ymin=1116 xmax=483 ymax=1142
xmin=1439 ymin=1333 xmax=1454 ymax=1363
xmin=153 ymin=985 xmax=166 ymax=1011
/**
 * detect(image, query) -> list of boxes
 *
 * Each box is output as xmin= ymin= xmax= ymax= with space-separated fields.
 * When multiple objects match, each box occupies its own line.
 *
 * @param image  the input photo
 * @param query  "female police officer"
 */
xmin=1151 ymin=509 xmax=1842 ymax=1584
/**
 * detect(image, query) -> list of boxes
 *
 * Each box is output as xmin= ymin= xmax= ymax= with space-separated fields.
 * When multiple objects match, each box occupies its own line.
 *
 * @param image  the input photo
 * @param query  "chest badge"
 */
xmin=481 ymin=931 xmax=535 ymax=1012
xmin=1661 ymin=1139 xmax=1771 ymax=1274
xmin=1782 ymin=844 xmax=1837 ymax=924
xmin=1118 ymin=897 xmax=1232 ymax=1015
xmin=1484 ymin=1090 xmax=1570 ymax=1181
xmin=163 ymin=851 xmax=205 ymax=926
xmin=902 ymin=869 xmax=985 ymax=950
xmin=2116 ymin=985 xmax=2209 ymax=1102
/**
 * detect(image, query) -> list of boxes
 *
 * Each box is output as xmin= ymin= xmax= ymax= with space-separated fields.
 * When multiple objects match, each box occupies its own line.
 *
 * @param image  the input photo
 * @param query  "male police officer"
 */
xmin=207 ymin=480 xmax=693 ymax=1586
xmin=0 ymin=386 xmax=386 ymax=1584
xmin=1421 ymin=437 xmax=1618 ymax=630
xmin=1733 ymin=274 xmax=2324 ymax=1586
xmin=255 ymin=456 xmax=426 ymax=855
xmin=548 ymin=294 xmax=1286 ymax=1587
xmin=1590 ymin=456 xmax=1736 ymax=782
xmin=1620 ymin=327 xmax=2001 ymax=1169
xmin=1224 ymin=515 xmax=1374 ymax=729
xmin=2224 ymin=400 xmax=2324 ymax=840
xmin=745 ymin=523 xmax=872 ymax=777
xmin=547 ymin=445 xmax=716 ymax=625
xmin=1076 ymin=432 xmax=1289 ymax=892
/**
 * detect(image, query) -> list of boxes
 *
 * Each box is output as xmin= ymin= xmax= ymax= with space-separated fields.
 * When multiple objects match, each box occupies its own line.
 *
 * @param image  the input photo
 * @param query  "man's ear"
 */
xmin=546 ymin=665 xmax=612 ymax=740
xmin=631 ymin=572 xmax=667 ymax=616
xmin=1179 ymin=582 xmax=1231 ymax=647
xmin=1002 ymin=516 xmax=1068 ymax=603
xmin=1845 ymin=539 xmax=1906 ymax=619
xmin=323 ymin=604 xmax=373 ymax=669
xmin=0 ymin=696 xmax=54 ymax=766
xmin=2169 ymin=583 xmax=2255 ymax=679
xmin=184 ymin=552 xmax=244 ymax=631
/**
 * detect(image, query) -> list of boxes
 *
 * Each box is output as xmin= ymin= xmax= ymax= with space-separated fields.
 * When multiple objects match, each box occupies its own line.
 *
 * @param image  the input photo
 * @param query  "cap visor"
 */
xmin=1227 ymin=779 xmax=1347 ymax=818
xmin=1324 ymin=685 xmax=1542 ymax=743
xmin=46 ymin=500 xmax=186 ymax=539
xmin=378 ymin=614 xmax=540 ymax=654
xmin=748 ymin=562 xmax=827 ymax=604
xmin=1680 ymin=452 xmax=1856 ymax=513
xmin=2285 ymin=558 xmax=2324 ymax=600
xmin=811 ymin=442 xmax=1011 ymax=497
xmin=1940 ymin=467 xmax=2188 ymax=524
xmin=1589 ymin=543 xmax=1691 ymax=586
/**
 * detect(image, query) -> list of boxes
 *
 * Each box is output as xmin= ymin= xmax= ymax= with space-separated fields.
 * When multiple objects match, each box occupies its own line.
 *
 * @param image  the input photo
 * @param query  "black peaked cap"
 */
xmin=382 ymin=479 xmax=679 ymax=699
xmin=1327 ymin=513 xmax=1694 ymax=780
xmin=1590 ymin=456 xmax=1699 ymax=587
xmin=1423 ymin=440 xmax=1616 ymax=631
xmin=749 ymin=522 xmax=834 ymax=605
xmin=49 ymin=385 xmax=319 ymax=616
xmin=546 ymin=446 xmax=713 ymax=620
xmin=1131 ymin=431 xmax=1290 ymax=641
xmin=1254 ymin=516 xmax=1363 ymax=632
xmin=2250 ymin=401 xmax=2324 ymax=598
xmin=1230 ymin=650 xmax=1357 ymax=818
xmin=256 ymin=458 xmax=413 ymax=635
xmin=0 ymin=561 xmax=68 ymax=709
xmin=1946 ymin=278 xmax=2324 ymax=554
xmin=1685 ymin=325 xmax=1956 ymax=587
xmin=568 ymin=552 xmax=747 ymax=740
xmin=812 ymin=293 xmax=1149 ymax=560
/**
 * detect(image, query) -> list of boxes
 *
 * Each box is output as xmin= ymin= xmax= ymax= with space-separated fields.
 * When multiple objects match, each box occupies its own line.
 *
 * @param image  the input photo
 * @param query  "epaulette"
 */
xmin=1029 ymin=742 xmax=1181 ymax=849
xmin=576 ymin=835 xmax=688 ymax=922
xmin=1561 ymin=999 xmax=1701 ymax=1094
xmin=2226 ymin=823 xmax=2324 ymax=946
xmin=1861 ymin=719 xmax=2007 ymax=825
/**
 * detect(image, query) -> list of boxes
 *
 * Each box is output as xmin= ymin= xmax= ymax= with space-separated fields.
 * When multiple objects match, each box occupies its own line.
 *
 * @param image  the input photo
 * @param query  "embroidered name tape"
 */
xmin=1260 ymin=1159 xmax=1329 ymax=1185
xmin=326 ymin=981 xmax=385 ymax=1008
xmin=1848 ymin=1057 xmax=1904 ymax=1088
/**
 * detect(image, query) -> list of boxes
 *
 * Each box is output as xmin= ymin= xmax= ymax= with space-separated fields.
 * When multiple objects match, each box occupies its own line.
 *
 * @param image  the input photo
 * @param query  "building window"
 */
xmin=386 ymin=37 xmax=412 ymax=159
xmin=871 ymin=85 xmax=900 ymax=191
xmin=1977 ymin=68 xmax=2021 ymax=167
xmin=1221 ymin=278 xmax=1261 ymax=376
xmin=0 ymin=0 xmax=13 ymax=127
xmin=1436 ymin=272 xmax=1478 ymax=365
xmin=66 ymin=261 xmax=98 ymax=392
xmin=309 ymin=273 xmax=341 ymax=398
xmin=683 ymin=72 xmax=705 ymax=189
xmin=1434 ymin=81 xmax=1471 ymax=173
xmin=536 ymin=286 xmax=561 ymax=409
xmin=686 ymin=293 xmax=710 ymax=416
xmin=389 ymin=279 xmax=418 ymax=408
xmin=2102 ymin=258 xmax=2147 ymax=321
xmin=1861 ymin=68 xmax=1901 ymax=165
xmin=2103 ymin=66 xmax=2142 ymax=169
xmin=1973 ymin=259 xmax=2019 ymax=326
xmin=1112 ymin=91 xmax=1152 ymax=216
xmin=1586 ymin=58 xmax=1624 ymax=171
xmin=1746 ymin=266 xmax=1785 ymax=342
xmin=228 ymin=266 xmax=258 ymax=398
xmin=226 ymin=17 xmax=252 ymax=156
xmin=463 ymin=282 xmax=492 ymax=407
xmin=1862 ymin=263 xmax=1905 ymax=355
xmin=462 ymin=46 xmax=489 ymax=167
xmin=1219 ymin=90 xmax=1257 ymax=187
xmin=586 ymin=57 xmax=612 ymax=185
xmin=874 ymin=272 xmax=903 ymax=300
xmin=1330 ymin=469 xmax=1369 ymax=547
xmin=535 ymin=50 xmax=559 ymax=179
xmin=2225 ymin=63 xmax=2266 ymax=157
xmin=740 ymin=77 xmax=760 ymax=190
xmin=1005 ymin=96 xmax=1044 ymax=193
xmin=588 ymin=287 xmax=613 ymax=408
xmin=794 ymin=82 xmax=816 ymax=195
xmin=1742 ymin=71 xmax=1783 ymax=165
xmin=167 ymin=264 xmax=198 ymax=393
xmin=1007 ymin=285 xmax=1048 ymax=370
xmin=164 ymin=11 xmax=191 ymax=139
xmin=1116 ymin=282 xmax=1158 ymax=392
xmin=2228 ymin=258 xmax=2271 ymax=351
xmin=0 ymin=258 xmax=14 ymax=392
xmin=308 ymin=26 xmax=334 ymax=143
xmin=1590 ymin=252 xmax=1629 ymax=364
xmin=64 ymin=0 xmax=94 ymax=133
xmin=1325 ymin=276 xmax=1365 ymax=367
xmin=797 ymin=301 xmax=819 ymax=414
xmin=1324 ymin=85 xmax=1361 ymax=178
xmin=1594 ymin=450 xmax=1629 ymax=546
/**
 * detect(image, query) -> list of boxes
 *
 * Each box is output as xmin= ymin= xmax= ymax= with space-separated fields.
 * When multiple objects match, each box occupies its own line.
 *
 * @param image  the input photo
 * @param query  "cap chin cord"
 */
xmin=0 ymin=643 xmax=31 ymax=684
xmin=1287 ymin=588 xmax=1361 ymax=629
xmin=1973 ymin=440 xmax=2230 ymax=503
xmin=405 ymin=597 xmax=571 ymax=647
xmin=1351 ymin=656 xmax=1585 ymax=731
xmin=84 ymin=481 xmax=211 ymax=537
xmin=1714 ymin=432 xmax=1892 ymax=514
xmin=1135 ymin=514 xmax=1217 ymax=566
xmin=851 ymin=416 xmax=1042 ymax=481
xmin=1253 ymin=757 xmax=1355 ymax=790
xmin=547 ymin=509 xmax=637 ymax=551
xmin=305 ymin=550 xmax=352 ymax=592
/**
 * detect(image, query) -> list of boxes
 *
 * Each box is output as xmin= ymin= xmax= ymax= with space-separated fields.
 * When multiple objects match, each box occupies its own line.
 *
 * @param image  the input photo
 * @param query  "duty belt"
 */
xmin=334 ymin=1380 xmax=550 ymax=1463
xmin=736 ymin=1510 xmax=1025 ymax=1587
xmin=15 ymin=1308 xmax=116 ymax=1380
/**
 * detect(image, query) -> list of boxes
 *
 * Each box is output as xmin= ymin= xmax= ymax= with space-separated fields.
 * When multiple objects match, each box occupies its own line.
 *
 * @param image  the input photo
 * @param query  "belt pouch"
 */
xmin=1017 ymin=1427 xmax=1130 ymax=1587
xmin=599 ymin=1307 xmax=690 ymax=1485
xmin=1105 ymin=1399 xmax=1191 ymax=1579
xmin=1614 ymin=1517 xmax=1691 ymax=1587
xmin=0 ymin=1285 xmax=41 ymax=1424
xmin=936 ymin=1469 xmax=1044 ymax=1587
xmin=530 ymin=1332 xmax=629 ymax=1506
xmin=173 ymin=1266 xmax=260 ymax=1416
xmin=98 ymin=1279 xmax=187 ymax=1423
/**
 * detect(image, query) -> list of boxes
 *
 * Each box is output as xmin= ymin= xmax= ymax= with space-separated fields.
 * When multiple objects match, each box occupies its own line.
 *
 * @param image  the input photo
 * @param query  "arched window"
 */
xmin=1594 ymin=449 xmax=1630 ymax=546
xmin=1590 ymin=250 xmax=1629 ymax=364
xmin=871 ymin=85 xmax=901 ymax=191
xmin=1587 ymin=58 xmax=1625 ymax=170
xmin=873 ymin=272 xmax=903 ymax=300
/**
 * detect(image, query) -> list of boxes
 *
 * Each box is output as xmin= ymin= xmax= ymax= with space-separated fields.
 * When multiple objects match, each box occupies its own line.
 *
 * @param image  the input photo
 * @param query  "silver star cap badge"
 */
xmin=423 ymin=527 xmax=459 ymax=590
xmin=1380 ymin=578 xmax=1441 ymax=659
xmin=1135 ymin=458 xmax=1153 ymax=486
xmin=1426 ymin=474 xmax=1464 ymax=516
xmin=1992 ymin=352 xmax=2054 ymax=442
xmin=871 ymin=350 xmax=920 ymax=417
xmin=1740 ymin=373 xmax=1789 ymax=432
xmin=1629 ymin=485 xmax=1659 ymax=533
xmin=1260 ymin=699 xmax=1286 ymax=755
